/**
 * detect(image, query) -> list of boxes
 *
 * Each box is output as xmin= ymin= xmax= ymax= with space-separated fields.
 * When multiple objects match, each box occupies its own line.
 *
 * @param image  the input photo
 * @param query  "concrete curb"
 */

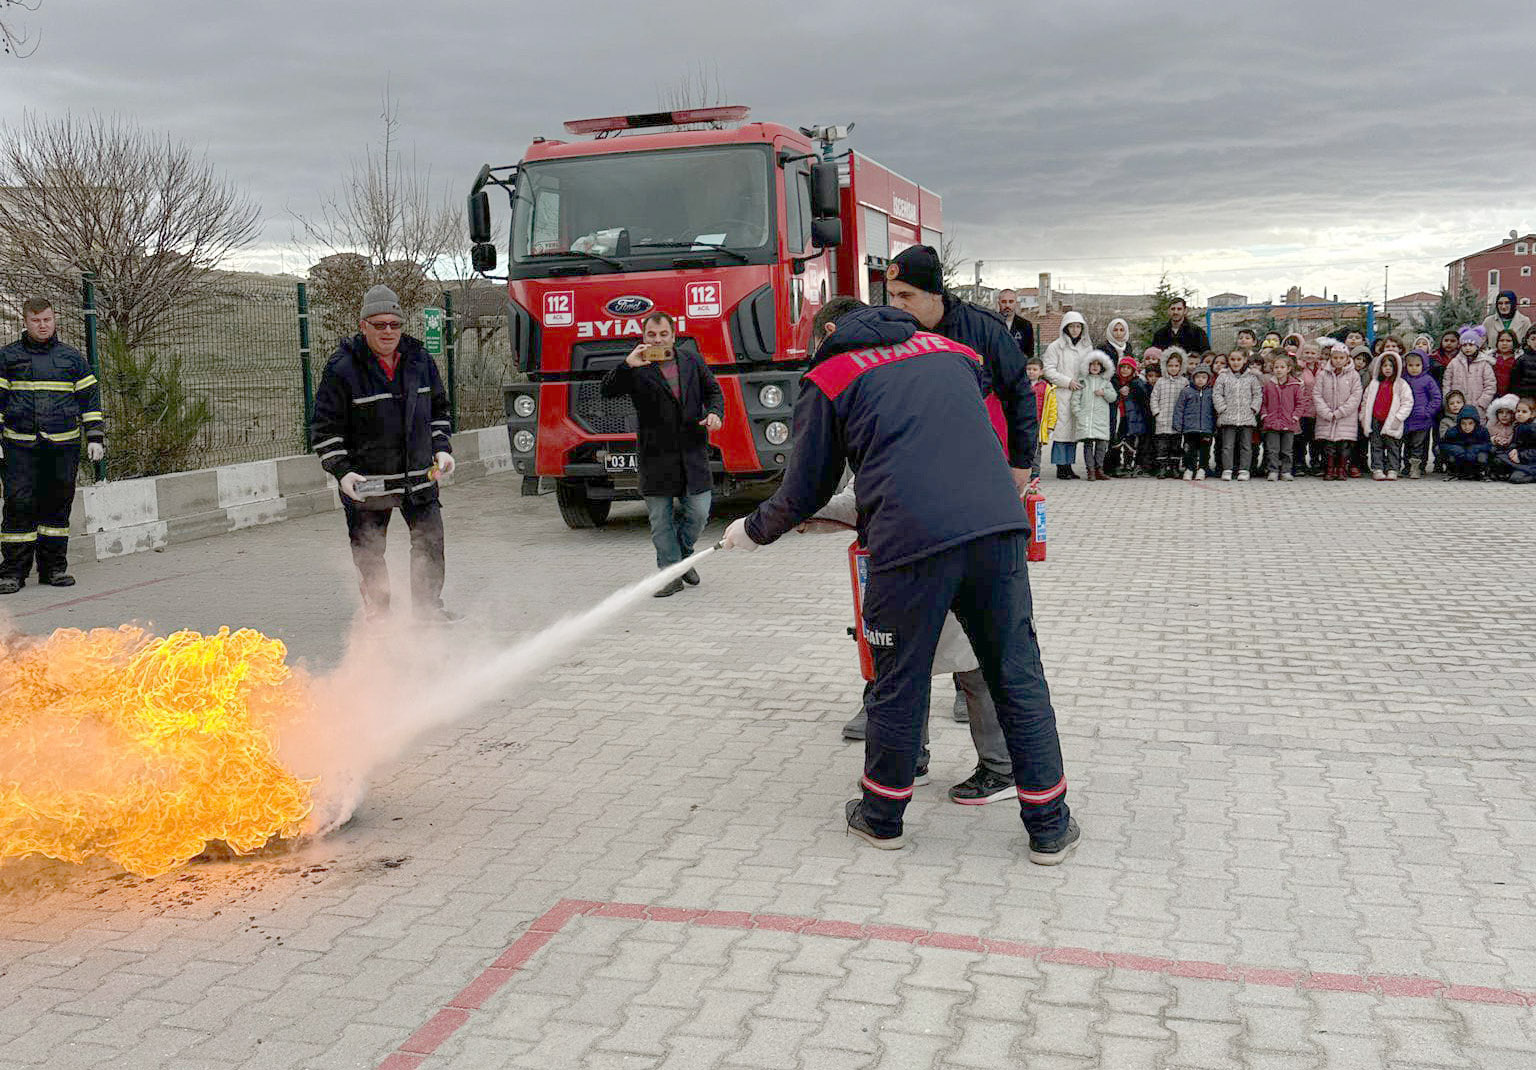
xmin=69 ymin=426 xmax=511 ymax=563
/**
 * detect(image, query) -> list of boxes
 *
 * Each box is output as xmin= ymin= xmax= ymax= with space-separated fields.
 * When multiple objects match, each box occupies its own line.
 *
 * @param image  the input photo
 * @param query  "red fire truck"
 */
xmin=467 ymin=106 xmax=942 ymax=528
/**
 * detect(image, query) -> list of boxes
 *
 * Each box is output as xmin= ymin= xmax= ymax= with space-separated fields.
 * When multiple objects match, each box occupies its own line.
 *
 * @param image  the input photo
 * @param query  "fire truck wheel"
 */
xmin=555 ymin=479 xmax=611 ymax=529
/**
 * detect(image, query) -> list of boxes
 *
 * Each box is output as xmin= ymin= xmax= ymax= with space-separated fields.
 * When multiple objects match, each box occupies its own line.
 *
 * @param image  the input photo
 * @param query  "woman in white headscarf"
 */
xmin=1042 ymin=311 xmax=1097 ymax=479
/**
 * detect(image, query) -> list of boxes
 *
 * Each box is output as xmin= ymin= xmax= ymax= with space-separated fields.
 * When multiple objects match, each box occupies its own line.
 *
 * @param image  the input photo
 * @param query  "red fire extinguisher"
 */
xmin=1025 ymin=486 xmax=1046 ymax=562
xmin=847 ymin=540 xmax=875 ymax=682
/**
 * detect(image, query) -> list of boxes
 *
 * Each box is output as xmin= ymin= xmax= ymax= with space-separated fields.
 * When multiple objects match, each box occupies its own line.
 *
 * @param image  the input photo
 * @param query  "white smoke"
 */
xmin=280 ymin=546 xmax=719 ymax=834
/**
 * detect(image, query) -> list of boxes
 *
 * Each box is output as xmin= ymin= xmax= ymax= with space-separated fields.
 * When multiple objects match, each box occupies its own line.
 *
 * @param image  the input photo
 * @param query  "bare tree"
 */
xmin=0 ymin=111 xmax=261 ymax=346
xmin=939 ymin=235 xmax=965 ymax=290
xmin=2 ymin=0 xmax=40 ymax=57
xmin=656 ymin=64 xmax=734 ymax=128
xmin=295 ymin=92 xmax=461 ymax=343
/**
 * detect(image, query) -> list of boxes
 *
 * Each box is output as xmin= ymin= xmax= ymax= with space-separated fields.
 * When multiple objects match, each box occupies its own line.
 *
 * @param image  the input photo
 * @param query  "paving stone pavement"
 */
xmin=1 ymin=471 xmax=1534 ymax=1069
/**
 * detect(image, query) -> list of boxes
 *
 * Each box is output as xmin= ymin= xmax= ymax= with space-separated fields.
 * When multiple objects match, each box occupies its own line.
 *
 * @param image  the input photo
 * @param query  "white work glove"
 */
xmin=86 ymin=443 xmax=104 ymax=463
xmin=339 ymin=472 xmax=366 ymax=502
xmin=434 ymin=451 xmax=455 ymax=479
xmin=721 ymin=516 xmax=762 ymax=552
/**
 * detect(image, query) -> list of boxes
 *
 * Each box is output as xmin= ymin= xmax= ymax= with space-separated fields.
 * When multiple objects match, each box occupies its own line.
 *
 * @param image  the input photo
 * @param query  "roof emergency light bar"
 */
xmin=563 ymin=106 xmax=751 ymax=136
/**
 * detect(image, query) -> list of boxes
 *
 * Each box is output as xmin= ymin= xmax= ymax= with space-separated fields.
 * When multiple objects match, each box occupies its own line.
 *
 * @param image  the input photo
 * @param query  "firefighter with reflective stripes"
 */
xmin=0 ymin=298 xmax=105 ymax=593
xmin=719 ymin=303 xmax=1078 ymax=864
xmin=310 ymin=285 xmax=459 ymax=623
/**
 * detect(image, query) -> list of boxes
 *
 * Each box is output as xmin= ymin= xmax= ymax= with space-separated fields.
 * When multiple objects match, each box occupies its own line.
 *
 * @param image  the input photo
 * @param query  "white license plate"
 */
xmin=604 ymin=452 xmax=638 ymax=473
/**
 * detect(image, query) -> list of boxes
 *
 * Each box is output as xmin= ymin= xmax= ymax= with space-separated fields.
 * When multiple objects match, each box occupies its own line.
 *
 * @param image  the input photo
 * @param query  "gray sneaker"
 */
xmin=842 ymin=710 xmax=866 ymax=740
xmin=1028 ymin=817 xmax=1081 ymax=866
xmin=845 ymin=799 xmax=905 ymax=850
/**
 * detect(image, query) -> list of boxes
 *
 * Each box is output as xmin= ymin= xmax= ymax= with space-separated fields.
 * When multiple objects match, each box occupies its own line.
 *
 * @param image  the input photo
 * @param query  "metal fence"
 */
xmin=1 ymin=274 xmax=513 ymax=481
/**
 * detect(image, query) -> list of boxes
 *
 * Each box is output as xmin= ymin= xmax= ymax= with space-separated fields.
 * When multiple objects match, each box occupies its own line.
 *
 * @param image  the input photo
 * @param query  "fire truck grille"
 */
xmin=570 ymin=382 xmax=638 ymax=435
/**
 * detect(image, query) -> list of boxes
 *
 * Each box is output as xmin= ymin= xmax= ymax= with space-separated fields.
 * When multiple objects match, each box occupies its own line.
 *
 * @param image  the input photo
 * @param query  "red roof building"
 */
xmin=1447 ymin=234 xmax=1536 ymax=311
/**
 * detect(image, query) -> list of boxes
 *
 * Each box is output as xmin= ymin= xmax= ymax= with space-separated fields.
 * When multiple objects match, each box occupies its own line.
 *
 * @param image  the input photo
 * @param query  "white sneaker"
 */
xmin=1282 ymin=473 xmax=1295 ymax=481
xmin=1237 ymin=471 xmax=1250 ymax=481
xmin=1372 ymin=470 xmax=1386 ymax=481
xmin=1386 ymin=470 xmax=1399 ymax=481
xmin=1182 ymin=470 xmax=1194 ymax=481
xmin=1221 ymin=471 xmax=1232 ymax=481
xmin=1195 ymin=470 xmax=1207 ymax=480
xmin=1266 ymin=472 xmax=1278 ymax=481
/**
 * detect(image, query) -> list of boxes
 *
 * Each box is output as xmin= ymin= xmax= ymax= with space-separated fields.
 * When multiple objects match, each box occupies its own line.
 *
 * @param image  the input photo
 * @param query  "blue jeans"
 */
xmin=858 ymin=531 xmax=1069 ymax=840
xmin=644 ymin=491 xmax=711 ymax=568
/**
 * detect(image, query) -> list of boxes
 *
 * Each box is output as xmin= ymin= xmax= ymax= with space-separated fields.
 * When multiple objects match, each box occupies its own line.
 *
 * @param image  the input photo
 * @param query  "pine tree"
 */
xmin=97 ymin=330 xmax=214 ymax=478
xmin=1413 ymin=277 xmax=1485 ymax=340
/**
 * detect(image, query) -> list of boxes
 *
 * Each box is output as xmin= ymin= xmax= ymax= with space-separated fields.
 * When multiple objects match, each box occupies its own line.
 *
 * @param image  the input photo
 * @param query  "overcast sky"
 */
xmin=3 ymin=0 xmax=1532 ymax=306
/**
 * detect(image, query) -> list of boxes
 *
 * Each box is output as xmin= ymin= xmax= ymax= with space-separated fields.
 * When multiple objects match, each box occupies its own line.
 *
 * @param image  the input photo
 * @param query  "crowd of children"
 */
xmin=1026 ymin=315 xmax=1536 ymax=485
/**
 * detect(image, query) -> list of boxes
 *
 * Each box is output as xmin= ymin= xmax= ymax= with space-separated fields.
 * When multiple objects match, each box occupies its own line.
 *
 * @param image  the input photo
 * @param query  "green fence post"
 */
xmin=81 ymin=273 xmax=106 ymax=482
xmin=442 ymin=290 xmax=458 ymax=431
xmin=297 ymin=282 xmax=314 ymax=446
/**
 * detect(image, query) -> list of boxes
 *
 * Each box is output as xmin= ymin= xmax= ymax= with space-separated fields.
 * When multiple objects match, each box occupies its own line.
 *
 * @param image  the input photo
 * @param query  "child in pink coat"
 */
xmin=1260 ymin=353 xmax=1306 ymax=481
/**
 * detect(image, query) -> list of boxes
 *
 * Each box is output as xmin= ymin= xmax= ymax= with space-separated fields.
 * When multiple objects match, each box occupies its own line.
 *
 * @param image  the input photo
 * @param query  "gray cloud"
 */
xmin=2 ymin=0 xmax=1532 ymax=301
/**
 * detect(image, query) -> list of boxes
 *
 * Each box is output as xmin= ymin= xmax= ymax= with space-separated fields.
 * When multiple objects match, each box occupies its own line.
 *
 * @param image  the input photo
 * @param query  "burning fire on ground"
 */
xmin=1 ymin=547 xmax=715 ymax=881
xmin=1 ymin=625 xmax=317 ymax=877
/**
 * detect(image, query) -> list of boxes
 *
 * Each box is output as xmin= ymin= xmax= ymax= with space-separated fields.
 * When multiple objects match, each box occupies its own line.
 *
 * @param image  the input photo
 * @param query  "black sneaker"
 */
xmin=653 ymin=578 xmax=685 ymax=598
xmin=0 ymin=576 xmax=21 ymax=595
xmin=948 ymin=766 xmax=1015 ymax=806
xmin=842 ymin=710 xmax=866 ymax=740
xmin=681 ymin=568 xmax=700 ymax=586
xmin=40 ymin=573 xmax=76 ymax=587
xmin=845 ymin=799 xmax=905 ymax=850
xmin=1028 ymin=817 xmax=1081 ymax=866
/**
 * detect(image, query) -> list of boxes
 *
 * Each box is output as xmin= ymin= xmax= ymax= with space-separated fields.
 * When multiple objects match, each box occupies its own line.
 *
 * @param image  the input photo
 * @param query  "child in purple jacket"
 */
xmin=1401 ymin=350 xmax=1443 ymax=479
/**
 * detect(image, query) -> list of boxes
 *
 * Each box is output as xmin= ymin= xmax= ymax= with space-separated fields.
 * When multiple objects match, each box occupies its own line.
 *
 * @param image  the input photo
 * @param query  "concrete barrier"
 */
xmin=70 ymin=425 xmax=512 ymax=563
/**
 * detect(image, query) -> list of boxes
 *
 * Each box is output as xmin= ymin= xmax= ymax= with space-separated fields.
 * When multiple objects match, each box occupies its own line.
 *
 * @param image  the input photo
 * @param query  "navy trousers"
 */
xmin=858 ymin=530 xmax=1070 ymax=839
xmin=1 ymin=444 xmax=78 ymax=580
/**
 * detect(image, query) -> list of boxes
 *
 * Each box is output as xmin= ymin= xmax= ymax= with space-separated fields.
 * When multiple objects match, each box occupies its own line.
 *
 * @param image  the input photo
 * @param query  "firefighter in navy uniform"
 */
xmin=0 ymin=298 xmax=105 ymax=594
xmin=719 ymin=303 xmax=1079 ymax=864
xmin=310 ymin=285 xmax=459 ymax=623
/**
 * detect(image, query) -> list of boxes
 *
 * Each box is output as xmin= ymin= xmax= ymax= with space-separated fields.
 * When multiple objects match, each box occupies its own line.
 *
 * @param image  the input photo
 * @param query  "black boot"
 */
xmin=1056 ymin=464 xmax=1079 ymax=480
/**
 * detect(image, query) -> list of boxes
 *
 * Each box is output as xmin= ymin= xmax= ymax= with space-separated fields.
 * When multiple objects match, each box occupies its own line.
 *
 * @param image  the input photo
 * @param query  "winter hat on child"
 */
xmin=1459 ymin=327 xmax=1484 ymax=347
xmin=1117 ymin=355 xmax=1140 ymax=372
xmin=1143 ymin=346 xmax=1164 ymax=364
xmin=1192 ymin=363 xmax=1213 ymax=378
xmin=1350 ymin=345 xmax=1372 ymax=359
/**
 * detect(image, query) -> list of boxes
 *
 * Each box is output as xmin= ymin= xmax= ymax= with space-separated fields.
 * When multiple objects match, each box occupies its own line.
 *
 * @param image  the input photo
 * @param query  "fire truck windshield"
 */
xmin=511 ymin=145 xmax=773 ymax=274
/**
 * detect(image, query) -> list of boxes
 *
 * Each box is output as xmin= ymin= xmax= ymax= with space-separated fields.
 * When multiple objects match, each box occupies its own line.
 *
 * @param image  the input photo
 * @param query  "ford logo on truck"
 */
xmin=605 ymin=295 xmax=654 ymax=317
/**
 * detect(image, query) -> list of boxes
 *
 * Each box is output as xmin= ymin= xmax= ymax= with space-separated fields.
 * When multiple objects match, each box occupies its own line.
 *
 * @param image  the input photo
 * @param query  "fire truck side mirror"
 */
xmin=809 ymin=162 xmax=840 ymax=219
xmin=471 ymin=243 xmax=498 ymax=272
xmin=468 ymin=191 xmax=493 ymax=244
xmin=811 ymin=217 xmax=842 ymax=249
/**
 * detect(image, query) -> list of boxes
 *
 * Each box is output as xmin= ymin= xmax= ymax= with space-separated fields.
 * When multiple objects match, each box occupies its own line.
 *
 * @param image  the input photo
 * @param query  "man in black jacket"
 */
xmin=601 ymin=311 xmax=724 ymax=597
xmin=1150 ymin=297 xmax=1210 ymax=353
xmin=0 ymin=297 xmax=105 ymax=594
xmin=997 ymin=289 xmax=1035 ymax=359
xmin=310 ymin=285 xmax=458 ymax=623
xmin=720 ymin=305 xmax=1077 ymax=864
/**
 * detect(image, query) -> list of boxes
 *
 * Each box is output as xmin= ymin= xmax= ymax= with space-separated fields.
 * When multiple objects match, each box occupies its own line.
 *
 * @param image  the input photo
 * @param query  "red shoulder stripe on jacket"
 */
xmin=805 ymin=332 xmax=982 ymax=400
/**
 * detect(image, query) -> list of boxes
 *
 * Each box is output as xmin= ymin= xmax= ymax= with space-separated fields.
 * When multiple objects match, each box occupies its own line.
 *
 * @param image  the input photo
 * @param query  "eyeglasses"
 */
xmin=366 ymin=320 xmax=404 ymax=330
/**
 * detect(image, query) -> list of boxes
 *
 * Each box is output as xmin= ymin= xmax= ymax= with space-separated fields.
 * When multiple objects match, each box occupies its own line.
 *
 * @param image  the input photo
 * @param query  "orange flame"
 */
xmin=1 ymin=625 xmax=315 ymax=877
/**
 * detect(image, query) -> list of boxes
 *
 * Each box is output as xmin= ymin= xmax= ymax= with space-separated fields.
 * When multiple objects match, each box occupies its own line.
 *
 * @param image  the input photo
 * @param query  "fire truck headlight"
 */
xmin=512 ymin=430 xmax=536 ymax=453
xmin=757 ymin=384 xmax=784 ymax=409
xmin=764 ymin=421 xmax=789 ymax=446
xmin=512 ymin=394 xmax=536 ymax=419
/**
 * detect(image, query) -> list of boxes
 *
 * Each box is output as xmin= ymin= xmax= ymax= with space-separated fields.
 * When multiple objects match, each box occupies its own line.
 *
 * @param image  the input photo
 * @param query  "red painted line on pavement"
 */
xmin=12 ymin=571 xmax=195 ymax=617
xmin=375 ymin=898 xmax=1536 ymax=1068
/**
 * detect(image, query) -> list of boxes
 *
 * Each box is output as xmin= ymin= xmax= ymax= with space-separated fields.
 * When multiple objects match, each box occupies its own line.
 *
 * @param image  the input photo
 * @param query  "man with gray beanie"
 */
xmin=310 ymin=284 xmax=460 ymax=623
